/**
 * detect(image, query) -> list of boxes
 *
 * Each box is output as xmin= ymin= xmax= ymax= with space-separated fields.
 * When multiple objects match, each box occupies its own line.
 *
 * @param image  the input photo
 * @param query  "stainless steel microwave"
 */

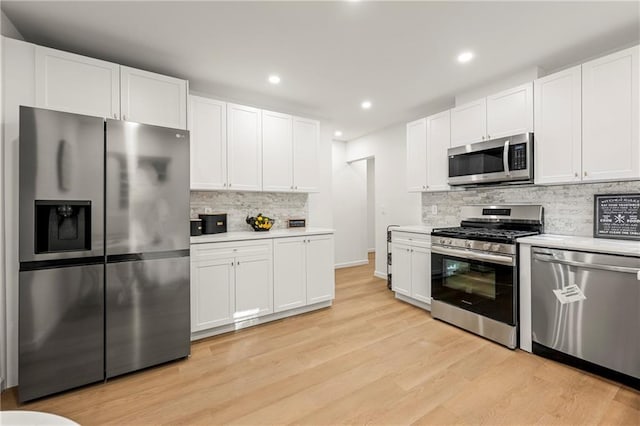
xmin=448 ymin=133 xmax=533 ymax=186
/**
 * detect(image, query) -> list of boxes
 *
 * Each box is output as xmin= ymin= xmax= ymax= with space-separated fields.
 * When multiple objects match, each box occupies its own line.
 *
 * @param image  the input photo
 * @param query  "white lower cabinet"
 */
xmin=190 ymin=240 xmax=273 ymax=332
xmin=191 ymin=257 xmax=235 ymax=331
xmin=391 ymin=231 xmax=431 ymax=308
xmin=191 ymin=232 xmax=335 ymax=336
xmin=273 ymin=234 xmax=335 ymax=312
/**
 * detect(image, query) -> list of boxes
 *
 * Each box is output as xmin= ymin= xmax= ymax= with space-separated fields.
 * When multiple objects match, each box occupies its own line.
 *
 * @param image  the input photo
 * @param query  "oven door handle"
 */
xmin=431 ymin=245 xmax=515 ymax=266
xmin=503 ymin=140 xmax=510 ymax=176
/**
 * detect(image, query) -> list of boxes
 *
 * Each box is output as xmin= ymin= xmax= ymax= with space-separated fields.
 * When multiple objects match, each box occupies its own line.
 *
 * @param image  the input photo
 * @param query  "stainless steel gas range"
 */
xmin=430 ymin=205 xmax=544 ymax=349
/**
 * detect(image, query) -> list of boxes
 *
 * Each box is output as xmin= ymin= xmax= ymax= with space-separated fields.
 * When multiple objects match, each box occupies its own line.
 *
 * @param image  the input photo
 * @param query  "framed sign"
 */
xmin=594 ymin=193 xmax=640 ymax=240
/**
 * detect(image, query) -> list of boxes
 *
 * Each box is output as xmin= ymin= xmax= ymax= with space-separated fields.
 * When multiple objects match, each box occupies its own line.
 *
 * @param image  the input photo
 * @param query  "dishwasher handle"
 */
xmin=533 ymin=253 xmax=640 ymax=277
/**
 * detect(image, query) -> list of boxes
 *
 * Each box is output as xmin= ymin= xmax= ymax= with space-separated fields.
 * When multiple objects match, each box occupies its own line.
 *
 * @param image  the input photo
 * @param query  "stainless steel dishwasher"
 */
xmin=531 ymin=247 xmax=640 ymax=388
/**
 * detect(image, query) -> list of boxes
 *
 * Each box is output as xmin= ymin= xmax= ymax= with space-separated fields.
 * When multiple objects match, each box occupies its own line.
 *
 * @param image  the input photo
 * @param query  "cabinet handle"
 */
xmin=231 ymin=261 xmax=234 ymax=266
xmin=113 ymin=113 xmax=117 ymax=119
xmin=482 ymin=136 xmax=485 ymax=140
xmin=487 ymin=134 xmax=490 ymax=139
xmin=229 ymin=183 xmax=232 ymax=187
xmin=574 ymin=172 xmax=578 ymax=177
xmin=295 ymin=186 xmax=298 ymax=190
xmin=422 ymin=185 xmax=426 ymax=190
xmin=123 ymin=114 xmax=127 ymax=120
xmin=291 ymin=186 xmax=294 ymax=189
xmin=584 ymin=171 xmax=587 ymax=177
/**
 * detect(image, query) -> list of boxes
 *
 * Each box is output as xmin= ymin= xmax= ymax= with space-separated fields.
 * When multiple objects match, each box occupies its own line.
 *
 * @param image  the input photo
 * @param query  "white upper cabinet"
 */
xmin=189 ymin=96 xmax=227 ymax=190
xmin=486 ymin=82 xmax=533 ymax=139
xmin=227 ymin=103 xmax=263 ymax=191
xmin=582 ymin=45 xmax=639 ymax=181
xmin=426 ymin=110 xmax=451 ymax=191
xmin=292 ymin=117 xmax=320 ymax=192
xmin=120 ymin=66 xmax=187 ymax=129
xmin=406 ymin=118 xmax=427 ymax=192
xmin=450 ymin=83 xmax=533 ymax=148
xmin=450 ymin=98 xmax=487 ymax=147
xmin=534 ymin=66 xmax=582 ymax=185
xmin=262 ymin=110 xmax=293 ymax=192
xmin=35 ymin=46 xmax=120 ymax=119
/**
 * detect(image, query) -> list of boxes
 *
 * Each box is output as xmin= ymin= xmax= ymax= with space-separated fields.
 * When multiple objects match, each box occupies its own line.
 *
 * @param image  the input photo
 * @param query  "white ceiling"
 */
xmin=2 ymin=1 xmax=639 ymax=141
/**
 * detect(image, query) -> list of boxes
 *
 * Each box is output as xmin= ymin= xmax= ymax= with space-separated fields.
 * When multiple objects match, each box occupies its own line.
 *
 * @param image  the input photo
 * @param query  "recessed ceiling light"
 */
xmin=334 ymin=130 xmax=343 ymax=137
xmin=268 ymin=75 xmax=281 ymax=84
xmin=457 ymin=51 xmax=474 ymax=64
xmin=361 ymin=100 xmax=372 ymax=109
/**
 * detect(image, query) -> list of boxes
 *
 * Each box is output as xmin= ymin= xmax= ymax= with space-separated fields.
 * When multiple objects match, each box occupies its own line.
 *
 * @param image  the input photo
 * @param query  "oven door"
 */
xmin=431 ymin=245 xmax=516 ymax=325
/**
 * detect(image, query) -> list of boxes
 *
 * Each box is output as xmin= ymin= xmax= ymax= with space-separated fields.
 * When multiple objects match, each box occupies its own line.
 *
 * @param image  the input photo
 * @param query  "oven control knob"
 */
xmin=491 ymin=244 xmax=501 ymax=252
xmin=466 ymin=241 xmax=472 ymax=248
xmin=445 ymin=239 xmax=452 ymax=245
xmin=483 ymin=243 xmax=491 ymax=251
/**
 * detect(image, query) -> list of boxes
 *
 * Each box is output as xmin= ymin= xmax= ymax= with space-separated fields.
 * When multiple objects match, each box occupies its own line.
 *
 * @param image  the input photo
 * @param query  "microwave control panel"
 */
xmin=510 ymin=143 xmax=528 ymax=170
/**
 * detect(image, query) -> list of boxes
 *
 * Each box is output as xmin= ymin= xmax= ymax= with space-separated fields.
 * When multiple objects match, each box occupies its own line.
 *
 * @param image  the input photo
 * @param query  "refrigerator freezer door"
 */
xmin=105 ymin=119 xmax=190 ymax=256
xmin=106 ymin=256 xmax=190 ymax=378
xmin=19 ymin=106 xmax=105 ymax=262
xmin=19 ymin=263 xmax=104 ymax=402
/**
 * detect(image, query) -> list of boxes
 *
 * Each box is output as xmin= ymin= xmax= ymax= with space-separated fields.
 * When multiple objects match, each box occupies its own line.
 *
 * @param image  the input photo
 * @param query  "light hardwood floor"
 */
xmin=2 ymin=253 xmax=639 ymax=425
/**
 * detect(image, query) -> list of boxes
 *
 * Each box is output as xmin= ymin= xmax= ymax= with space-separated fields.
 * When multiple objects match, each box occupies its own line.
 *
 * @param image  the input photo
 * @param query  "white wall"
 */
xmin=455 ymin=66 xmax=542 ymax=106
xmin=366 ymin=158 xmax=375 ymax=252
xmin=332 ymin=141 xmax=368 ymax=268
xmin=308 ymin=123 xmax=334 ymax=229
xmin=346 ymin=124 xmax=421 ymax=279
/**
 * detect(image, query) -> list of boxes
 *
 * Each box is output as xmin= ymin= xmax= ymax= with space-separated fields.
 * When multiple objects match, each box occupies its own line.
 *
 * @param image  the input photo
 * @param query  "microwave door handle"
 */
xmin=503 ymin=140 xmax=510 ymax=176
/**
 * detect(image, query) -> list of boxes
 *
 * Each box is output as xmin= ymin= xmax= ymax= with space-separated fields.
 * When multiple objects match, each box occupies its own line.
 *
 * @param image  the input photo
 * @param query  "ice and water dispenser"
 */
xmin=34 ymin=200 xmax=92 ymax=253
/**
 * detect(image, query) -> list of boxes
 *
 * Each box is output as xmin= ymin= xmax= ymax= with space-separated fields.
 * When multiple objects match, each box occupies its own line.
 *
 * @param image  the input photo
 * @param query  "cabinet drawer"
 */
xmin=192 ymin=240 xmax=272 ymax=261
xmin=392 ymin=231 xmax=431 ymax=248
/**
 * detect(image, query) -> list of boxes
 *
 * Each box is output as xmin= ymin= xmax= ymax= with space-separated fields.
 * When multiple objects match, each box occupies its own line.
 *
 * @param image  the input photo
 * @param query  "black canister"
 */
xmin=190 ymin=219 xmax=203 ymax=236
xmin=199 ymin=213 xmax=227 ymax=234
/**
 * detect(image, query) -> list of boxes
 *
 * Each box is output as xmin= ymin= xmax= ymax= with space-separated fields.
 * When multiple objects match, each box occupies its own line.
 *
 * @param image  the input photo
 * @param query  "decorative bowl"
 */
xmin=246 ymin=214 xmax=274 ymax=231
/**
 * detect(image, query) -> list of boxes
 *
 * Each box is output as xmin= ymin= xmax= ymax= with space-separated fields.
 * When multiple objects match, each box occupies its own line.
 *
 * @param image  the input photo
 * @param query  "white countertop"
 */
xmin=517 ymin=234 xmax=640 ymax=257
xmin=392 ymin=225 xmax=433 ymax=234
xmin=191 ymin=227 xmax=335 ymax=244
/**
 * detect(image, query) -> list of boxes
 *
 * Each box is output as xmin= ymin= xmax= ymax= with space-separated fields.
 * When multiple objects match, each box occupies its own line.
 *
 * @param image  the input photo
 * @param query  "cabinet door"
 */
xmin=534 ymin=66 xmax=582 ymax=184
xmin=120 ymin=66 xmax=187 ymax=129
xmin=189 ymin=96 xmax=227 ymax=190
xmin=273 ymin=237 xmax=307 ymax=312
xmin=190 ymin=257 xmax=235 ymax=332
xmin=406 ymin=118 xmax=427 ymax=192
xmin=306 ymin=235 xmax=335 ymax=304
xmin=426 ymin=110 xmax=451 ymax=191
xmin=35 ymin=46 xmax=119 ymax=119
xmin=292 ymin=117 xmax=320 ymax=192
xmin=486 ymin=82 xmax=533 ymax=139
xmin=227 ymin=103 xmax=263 ymax=191
xmin=410 ymin=247 xmax=431 ymax=304
xmin=391 ymin=243 xmax=411 ymax=296
xmin=263 ymin=110 xmax=293 ymax=192
xmin=582 ymin=45 xmax=639 ymax=181
xmin=234 ymin=254 xmax=273 ymax=318
xmin=450 ymin=98 xmax=487 ymax=147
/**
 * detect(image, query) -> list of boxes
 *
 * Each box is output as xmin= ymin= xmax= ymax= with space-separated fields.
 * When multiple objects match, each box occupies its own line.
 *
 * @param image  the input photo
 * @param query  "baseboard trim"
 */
xmin=395 ymin=293 xmax=431 ymax=311
xmin=374 ymin=270 xmax=387 ymax=280
xmin=334 ymin=259 xmax=369 ymax=269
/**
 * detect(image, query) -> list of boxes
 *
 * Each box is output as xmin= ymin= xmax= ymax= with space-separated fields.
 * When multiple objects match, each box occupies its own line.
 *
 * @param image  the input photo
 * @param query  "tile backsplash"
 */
xmin=422 ymin=181 xmax=640 ymax=236
xmin=190 ymin=191 xmax=308 ymax=231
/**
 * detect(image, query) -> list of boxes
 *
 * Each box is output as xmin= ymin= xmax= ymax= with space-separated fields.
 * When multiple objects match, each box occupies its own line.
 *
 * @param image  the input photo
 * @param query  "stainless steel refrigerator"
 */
xmin=19 ymin=106 xmax=190 ymax=402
